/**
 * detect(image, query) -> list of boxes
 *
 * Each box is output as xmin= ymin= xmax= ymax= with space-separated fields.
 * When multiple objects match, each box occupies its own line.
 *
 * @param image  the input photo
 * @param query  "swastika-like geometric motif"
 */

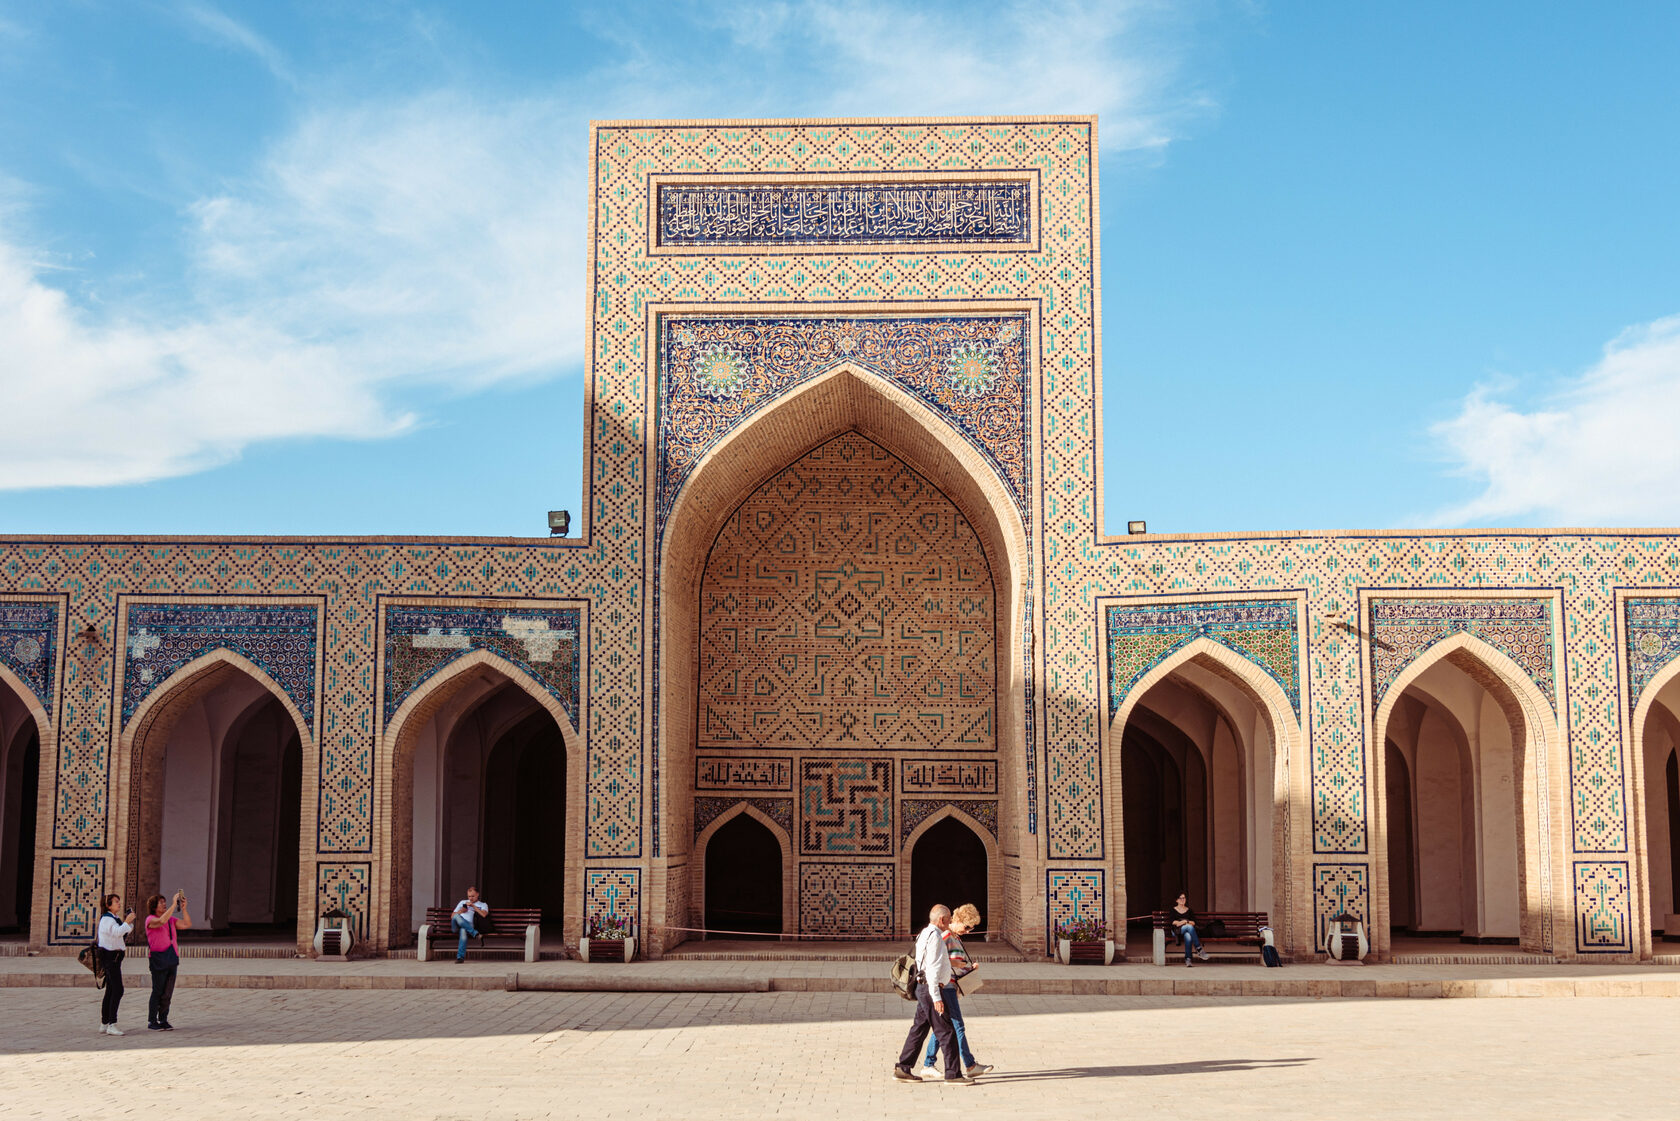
xmin=901 ymin=759 xmax=997 ymax=794
xmin=123 ymin=603 xmax=318 ymax=730
xmin=1574 ymin=861 xmax=1633 ymax=953
xmin=50 ymin=857 xmax=102 ymax=944
xmin=1046 ymin=869 xmax=1104 ymax=948
xmin=316 ymin=862 xmax=372 ymax=942
xmin=1368 ymin=598 xmax=1556 ymax=713
xmin=1105 ymin=599 xmax=1300 ymax=719
xmin=586 ymin=868 xmax=641 ymax=934
xmin=0 ymin=600 xmax=58 ymax=717
xmin=1625 ymin=597 xmax=1680 ymax=706
xmin=700 ymin=434 xmax=995 ymax=755
xmin=694 ymin=796 xmax=794 ymax=839
xmin=900 ymin=799 xmax=996 ymax=844
xmin=799 ymin=862 xmax=893 ymax=937
xmin=799 ymin=758 xmax=893 ymax=855
xmin=656 ymin=180 xmax=1033 ymax=249
xmin=658 ymin=316 xmax=1031 ymax=525
xmin=382 ymin=604 xmax=581 ymax=727
xmin=695 ymin=756 xmax=792 ymax=791
xmin=1312 ymin=863 xmax=1369 ymax=952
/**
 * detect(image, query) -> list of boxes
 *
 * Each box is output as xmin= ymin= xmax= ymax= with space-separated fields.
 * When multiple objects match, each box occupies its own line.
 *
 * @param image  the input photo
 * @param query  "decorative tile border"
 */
xmin=382 ymin=603 xmax=581 ymax=727
xmin=122 ymin=602 xmax=318 ymax=731
xmin=900 ymin=798 xmax=996 ymax=844
xmin=696 ymin=756 xmax=793 ymax=792
xmin=1574 ymin=861 xmax=1632 ymax=954
xmin=1105 ymin=599 xmax=1300 ymax=720
xmin=1368 ymin=597 xmax=1556 ymax=713
xmin=901 ymin=758 xmax=997 ymax=795
xmin=1625 ymin=596 xmax=1680 ymax=705
xmin=694 ymin=796 xmax=793 ymax=838
xmin=0 ymin=600 xmax=58 ymax=718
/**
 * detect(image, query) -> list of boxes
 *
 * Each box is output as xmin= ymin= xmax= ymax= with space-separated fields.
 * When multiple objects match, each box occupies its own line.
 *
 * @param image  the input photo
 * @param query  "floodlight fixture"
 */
xmin=1127 ymin=520 xmax=1147 ymax=535
xmin=548 ymin=510 xmax=571 ymax=537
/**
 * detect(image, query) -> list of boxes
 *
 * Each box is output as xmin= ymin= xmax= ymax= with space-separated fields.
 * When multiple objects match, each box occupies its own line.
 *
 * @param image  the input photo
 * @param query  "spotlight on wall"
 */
xmin=1127 ymin=520 xmax=1148 ymax=535
xmin=547 ymin=510 xmax=571 ymax=537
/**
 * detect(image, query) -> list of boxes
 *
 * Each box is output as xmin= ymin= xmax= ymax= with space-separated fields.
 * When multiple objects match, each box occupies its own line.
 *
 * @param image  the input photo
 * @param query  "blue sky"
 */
xmin=0 ymin=2 xmax=1676 ymax=537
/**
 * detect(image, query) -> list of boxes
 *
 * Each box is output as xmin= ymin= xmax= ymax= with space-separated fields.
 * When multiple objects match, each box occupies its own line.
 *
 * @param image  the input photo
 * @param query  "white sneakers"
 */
xmin=965 ymin=1063 xmax=994 ymax=1076
xmin=101 ymin=1024 xmax=124 ymax=1036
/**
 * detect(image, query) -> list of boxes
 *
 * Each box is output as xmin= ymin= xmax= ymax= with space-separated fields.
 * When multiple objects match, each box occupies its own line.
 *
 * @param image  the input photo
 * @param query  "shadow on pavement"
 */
xmin=976 ymin=1057 xmax=1315 ymax=1081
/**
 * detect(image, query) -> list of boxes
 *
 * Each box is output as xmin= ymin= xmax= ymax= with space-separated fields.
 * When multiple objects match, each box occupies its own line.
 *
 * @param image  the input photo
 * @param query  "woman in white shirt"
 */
xmin=96 ymin=892 xmax=136 ymax=1035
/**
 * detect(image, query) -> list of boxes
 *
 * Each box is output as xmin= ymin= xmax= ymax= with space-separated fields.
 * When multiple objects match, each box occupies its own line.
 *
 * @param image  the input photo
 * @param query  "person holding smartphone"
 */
xmin=96 ymin=893 xmax=136 ymax=1035
xmin=143 ymin=890 xmax=192 ymax=1030
xmin=451 ymin=887 xmax=489 ymax=963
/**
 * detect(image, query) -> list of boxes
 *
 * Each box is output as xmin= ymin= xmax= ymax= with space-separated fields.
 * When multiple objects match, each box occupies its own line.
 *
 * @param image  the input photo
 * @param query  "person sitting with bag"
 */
xmin=143 ymin=891 xmax=192 ymax=1031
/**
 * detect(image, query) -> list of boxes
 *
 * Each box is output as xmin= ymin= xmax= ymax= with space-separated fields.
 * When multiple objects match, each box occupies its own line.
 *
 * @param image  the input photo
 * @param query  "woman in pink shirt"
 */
xmin=143 ymin=891 xmax=191 ymax=1031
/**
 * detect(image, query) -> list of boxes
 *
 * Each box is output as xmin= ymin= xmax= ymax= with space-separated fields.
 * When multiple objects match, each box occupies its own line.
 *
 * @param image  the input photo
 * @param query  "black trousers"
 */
xmin=99 ymin=949 xmax=124 ymax=1024
xmin=149 ymin=964 xmax=177 ymax=1025
xmin=896 ymin=981 xmax=962 ymax=1076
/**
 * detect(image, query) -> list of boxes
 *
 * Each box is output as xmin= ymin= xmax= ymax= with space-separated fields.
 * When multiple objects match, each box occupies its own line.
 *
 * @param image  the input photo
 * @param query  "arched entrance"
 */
xmin=1636 ymin=673 xmax=1680 ymax=946
xmin=910 ymin=816 xmax=989 ymax=937
xmin=1374 ymin=634 xmax=1561 ymax=955
xmin=704 ymin=812 xmax=783 ymax=937
xmin=383 ymin=651 xmax=584 ymax=951
xmin=0 ymin=677 xmax=42 ymax=938
xmin=121 ymin=655 xmax=310 ymax=940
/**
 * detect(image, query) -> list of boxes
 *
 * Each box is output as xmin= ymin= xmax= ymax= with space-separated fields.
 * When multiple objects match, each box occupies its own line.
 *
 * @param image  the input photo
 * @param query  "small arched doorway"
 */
xmin=704 ymin=812 xmax=783 ymax=938
xmin=1384 ymin=742 xmax=1416 ymax=931
xmin=479 ymin=709 xmax=567 ymax=922
xmin=0 ymin=685 xmax=41 ymax=937
xmin=910 ymin=817 xmax=988 ymax=937
xmin=1637 ymin=675 xmax=1680 ymax=944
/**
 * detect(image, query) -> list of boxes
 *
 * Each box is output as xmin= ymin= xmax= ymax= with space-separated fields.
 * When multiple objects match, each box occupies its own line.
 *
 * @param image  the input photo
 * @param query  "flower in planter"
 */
xmin=1054 ymin=918 xmax=1109 ymax=942
xmin=586 ymin=914 xmax=634 ymax=941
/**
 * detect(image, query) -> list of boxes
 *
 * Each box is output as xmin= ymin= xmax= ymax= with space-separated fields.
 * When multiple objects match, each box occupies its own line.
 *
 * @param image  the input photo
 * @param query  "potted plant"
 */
xmin=1055 ymin=918 xmax=1114 ymax=965
xmin=579 ymin=914 xmax=636 ymax=962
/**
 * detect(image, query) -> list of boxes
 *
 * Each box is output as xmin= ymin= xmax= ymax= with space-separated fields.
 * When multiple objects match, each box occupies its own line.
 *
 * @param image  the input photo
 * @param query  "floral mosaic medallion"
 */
xmin=946 ymin=341 xmax=997 ymax=398
xmin=694 ymin=344 xmax=747 ymax=399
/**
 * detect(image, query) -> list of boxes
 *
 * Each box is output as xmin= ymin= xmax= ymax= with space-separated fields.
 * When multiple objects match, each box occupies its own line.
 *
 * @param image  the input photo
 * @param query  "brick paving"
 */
xmin=1 ymin=987 xmax=1676 ymax=1119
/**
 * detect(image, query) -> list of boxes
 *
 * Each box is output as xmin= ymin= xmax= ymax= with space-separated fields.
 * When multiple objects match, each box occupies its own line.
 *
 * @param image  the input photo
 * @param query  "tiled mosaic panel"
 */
xmin=1311 ymin=863 xmax=1369 ymax=952
xmin=694 ymin=796 xmax=794 ymax=838
xmin=382 ymin=604 xmax=581 ymax=726
xmin=699 ymin=434 xmax=996 ymax=754
xmin=1045 ymin=869 xmax=1104 ymax=943
xmin=586 ymin=868 xmax=642 ymax=933
xmin=799 ymin=758 xmax=894 ymax=855
xmin=1368 ymin=598 xmax=1556 ymax=713
xmin=316 ymin=862 xmax=372 ymax=942
xmin=0 ymin=600 xmax=58 ymax=717
xmin=695 ymin=756 xmax=793 ymax=791
xmin=123 ymin=602 xmax=318 ymax=730
xmin=901 ymin=758 xmax=997 ymax=794
xmin=49 ymin=857 xmax=102 ymax=944
xmin=656 ymin=180 xmax=1033 ymax=249
xmin=1625 ymin=596 xmax=1680 ymax=704
xmin=900 ymin=798 xmax=997 ymax=844
xmin=1105 ymin=599 xmax=1300 ymax=719
xmin=798 ymin=861 xmax=893 ymax=937
xmin=1573 ymin=861 xmax=1633 ymax=953
xmin=658 ymin=315 xmax=1031 ymax=524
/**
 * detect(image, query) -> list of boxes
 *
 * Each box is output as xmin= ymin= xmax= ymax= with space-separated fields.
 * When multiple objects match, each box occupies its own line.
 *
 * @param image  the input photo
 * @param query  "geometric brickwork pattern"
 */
xmin=693 ymin=796 xmax=793 ymax=839
xmin=122 ymin=602 xmax=319 ymax=730
xmin=1104 ymin=599 xmax=1300 ymax=719
xmin=658 ymin=315 xmax=1031 ymax=525
xmin=799 ymin=862 xmax=894 ymax=938
xmin=317 ymin=861 xmax=372 ymax=942
xmin=381 ymin=603 xmax=582 ymax=727
xmin=1368 ymin=597 xmax=1556 ymax=714
xmin=586 ymin=868 xmax=642 ymax=934
xmin=1625 ymin=596 xmax=1680 ymax=705
xmin=900 ymin=798 xmax=996 ymax=844
xmin=1573 ymin=861 xmax=1632 ymax=953
xmin=1045 ymin=869 xmax=1103 ymax=941
xmin=699 ymin=434 xmax=995 ymax=755
xmin=0 ymin=600 xmax=59 ymax=718
xmin=1312 ymin=863 xmax=1370 ymax=954
xmin=901 ymin=758 xmax=997 ymax=794
xmin=49 ymin=856 xmax=102 ymax=944
xmin=655 ymin=180 xmax=1033 ymax=250
xmin=695 ymin=756 xmax=793 ymax=791
xmin=799 ymin=758 xmax=893 ymax=855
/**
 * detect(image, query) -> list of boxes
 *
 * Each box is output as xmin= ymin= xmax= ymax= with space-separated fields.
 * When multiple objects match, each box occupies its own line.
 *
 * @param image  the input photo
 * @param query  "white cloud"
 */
xmin=176 ymin=4 xmax=299 ymax=89
xmin=1429 ymin=315 xmax=1680 ymax=527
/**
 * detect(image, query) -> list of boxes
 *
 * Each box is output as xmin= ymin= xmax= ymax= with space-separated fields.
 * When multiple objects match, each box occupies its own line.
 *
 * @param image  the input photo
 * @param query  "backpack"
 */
xmin=1260 ymin=943 xmax=1282 ymax=968
xmin=78 ymin=942 xmax=105 ymax=988
xmin=890 ymin=953 xmax=921 ymax=1001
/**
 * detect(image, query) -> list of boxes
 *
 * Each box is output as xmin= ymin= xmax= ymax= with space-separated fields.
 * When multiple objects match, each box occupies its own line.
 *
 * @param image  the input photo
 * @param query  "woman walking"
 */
xmin=96 ymin=893 xmax=135 ymax=1035
xmin=1168 ymin=891 xmax=1210 ymax=966
xmin=918 ymin=903 xmax=993 ymax=1078
xmin=144 ymin=891 xmax=191 ymax=1030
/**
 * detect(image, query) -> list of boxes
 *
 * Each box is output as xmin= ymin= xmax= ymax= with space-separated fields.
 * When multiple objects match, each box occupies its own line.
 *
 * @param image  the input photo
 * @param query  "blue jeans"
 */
xmin=452 ymin=913 xmax=477 ymax=960
xmin=921 ymin=984 xmax=977 ymax=1068
xmin=1176 ymin=923 xmax=1202 ymax=962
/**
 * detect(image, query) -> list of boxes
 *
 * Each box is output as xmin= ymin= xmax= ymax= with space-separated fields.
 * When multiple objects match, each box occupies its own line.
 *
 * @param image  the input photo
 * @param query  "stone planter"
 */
xmin=580 ymin=936 xmax=635 ymax=963
xmin=312 ymin=915 xmax=354 ymax=961
xmin=1059 ymin=938 xmax=1114 ymax=965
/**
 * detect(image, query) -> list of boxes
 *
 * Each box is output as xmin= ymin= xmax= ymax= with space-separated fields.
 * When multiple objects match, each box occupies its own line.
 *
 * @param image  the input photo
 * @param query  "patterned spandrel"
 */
xmin=1368 ymin=597 xmax=1557 ymax=712
xmin=1626 ymin=596 xmax=1680 ymax=705
xmin=122 ymin=603 xmax=318 ymax=731
xmin=656 ymin=181 xmax=1032 ymax=249
xmin=694 ymin=796 xmax=793 ymax=838
xmin=1104 ymin=599 xmax=1300 ymax=719
xmin=0 ymin=601 xmax=57 ymax=716
xmin=382 ymin=603 xmax=582 ymax=728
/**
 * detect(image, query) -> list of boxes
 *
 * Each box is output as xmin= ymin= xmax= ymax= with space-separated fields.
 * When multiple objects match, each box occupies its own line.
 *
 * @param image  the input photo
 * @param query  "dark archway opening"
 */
xmin=704 ymin=813 xmax=782 ymax=938
xmin=214 ymin=695 xmax=302 ymax=937
xmin=1121 ymin=725 xmax=1205 ymax=944
xmin=1668 ymin=749 xmax=1680 ymax=919
xmin=1 ymin=727 xmax=39 ymax=936
xmin=1385 ymin=741 xmax=1416 ymax=931
xmin=910 ymin=817 xmax=988 ymax=938
xmin=481 ymin=710 xmax=567 ymax=931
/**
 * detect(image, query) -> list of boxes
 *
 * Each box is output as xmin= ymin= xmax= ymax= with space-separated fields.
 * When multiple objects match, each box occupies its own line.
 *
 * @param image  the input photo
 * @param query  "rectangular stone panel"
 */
xmin=695 ymin=755 xmax=793 ymax=792
xmin=901 ymin=758 xmax=997 ymax=795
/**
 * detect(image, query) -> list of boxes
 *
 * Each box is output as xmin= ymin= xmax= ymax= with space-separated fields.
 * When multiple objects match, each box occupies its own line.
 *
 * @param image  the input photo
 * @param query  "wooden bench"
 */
xmin=1151 ymin=911 xmax=1272 ymax=965
xmin=418 ymin=906 xmax=541 ymax=963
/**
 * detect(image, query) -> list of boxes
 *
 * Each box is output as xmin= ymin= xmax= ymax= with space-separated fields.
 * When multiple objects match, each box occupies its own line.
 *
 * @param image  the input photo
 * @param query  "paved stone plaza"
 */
xmin=2 ymin=988 xmax=1675 ymax=1120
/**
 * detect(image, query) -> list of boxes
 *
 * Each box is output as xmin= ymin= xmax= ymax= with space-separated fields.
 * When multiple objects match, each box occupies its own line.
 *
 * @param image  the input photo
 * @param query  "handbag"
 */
xmin=149 ymin=944 xmax=180 ymax=971
xmin=77 ymin=944 xmax=106 ymax=988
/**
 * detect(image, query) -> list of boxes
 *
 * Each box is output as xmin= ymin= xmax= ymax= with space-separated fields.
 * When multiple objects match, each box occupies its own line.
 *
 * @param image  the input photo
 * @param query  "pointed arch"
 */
xmin=1371 ymin=630 xmax=1566 ymax=958
xmin=1628 ymin=655 xmax=1680 ymax=959
xmin=657 ymin=360 xmax=1034 ymax=953
xmin=0 ymin=664 xmax=51 ymax=945
xmin=113 ymin=647 xmax=314 ymax=944
xmin=1105 ymin=634 xmax=1308 ymax=956
xmin=899 ymin=803 xmax=1001 ymax=937
xmin=377 ymin=647 xmax=585 ymax=952
xmin=693 ymin=801 xmax=794 ymax=938
xmin=0 ymin=661 xmax=52 ymax=741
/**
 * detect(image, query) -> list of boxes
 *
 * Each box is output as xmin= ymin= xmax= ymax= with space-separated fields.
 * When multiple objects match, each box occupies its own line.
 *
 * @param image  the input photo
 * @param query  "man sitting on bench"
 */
xmin=451 ymin=887 xmax=489 ymax=963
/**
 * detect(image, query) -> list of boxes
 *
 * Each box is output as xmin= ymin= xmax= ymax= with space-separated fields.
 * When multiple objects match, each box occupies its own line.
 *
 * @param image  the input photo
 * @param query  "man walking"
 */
xmin=893 ymin=904 xmax=973 ymax=1084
